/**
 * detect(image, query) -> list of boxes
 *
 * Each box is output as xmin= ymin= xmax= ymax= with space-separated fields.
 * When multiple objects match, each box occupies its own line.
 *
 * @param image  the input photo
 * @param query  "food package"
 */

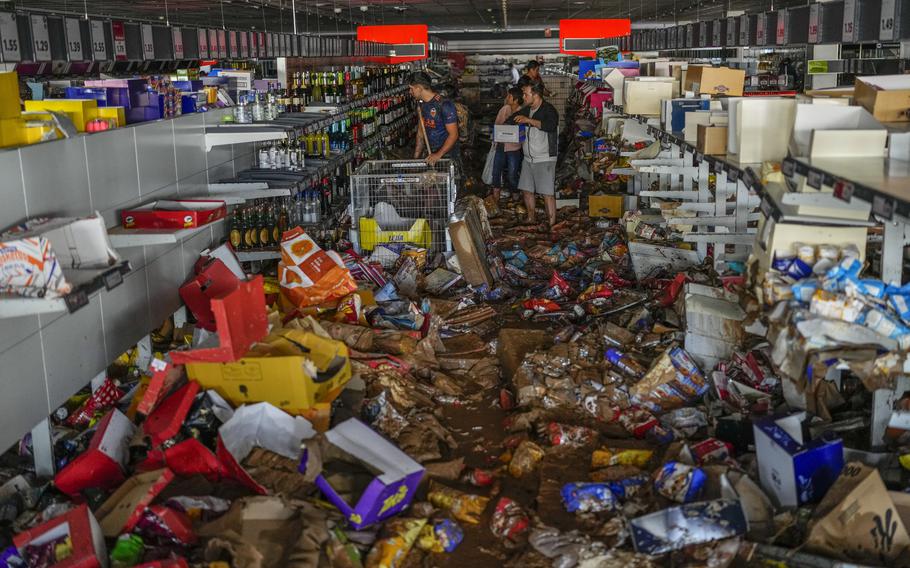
xmin=490 ymin=497 xmax=530 ymax=548
xmin=427 ymin=481 xmax=489 ymax=524
xmin=365 ymin=518 xmax=426 ymax=568
xmin=278 ymin=227 xmax=357 ymax=309
xmin=0 ymin=234 xmax=71 ymax=298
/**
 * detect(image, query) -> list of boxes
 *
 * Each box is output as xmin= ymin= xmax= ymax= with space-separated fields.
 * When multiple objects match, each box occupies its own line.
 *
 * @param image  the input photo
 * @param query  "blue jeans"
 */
xmin=491 ymin=145 xmax=521 ymax=191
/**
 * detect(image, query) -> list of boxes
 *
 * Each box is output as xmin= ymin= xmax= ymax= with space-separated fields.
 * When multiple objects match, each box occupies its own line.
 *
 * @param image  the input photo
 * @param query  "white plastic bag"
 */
xmin=482 ymin=144 xmax=497 ymax=185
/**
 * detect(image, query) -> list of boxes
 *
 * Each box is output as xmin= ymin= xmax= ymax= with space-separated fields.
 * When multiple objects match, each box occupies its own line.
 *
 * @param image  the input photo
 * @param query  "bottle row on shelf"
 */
xmin=285 ymin=66 xmax=408 ymax=110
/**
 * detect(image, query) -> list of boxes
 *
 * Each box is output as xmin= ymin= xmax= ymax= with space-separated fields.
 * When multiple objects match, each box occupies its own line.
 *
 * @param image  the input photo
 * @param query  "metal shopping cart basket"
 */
xmin=350 ymin=160 xmax=455 ymax=265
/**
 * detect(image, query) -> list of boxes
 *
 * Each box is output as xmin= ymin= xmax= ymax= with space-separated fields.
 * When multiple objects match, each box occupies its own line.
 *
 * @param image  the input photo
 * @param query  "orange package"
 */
xmin=278 ymin=227 xmax=357 ymax=309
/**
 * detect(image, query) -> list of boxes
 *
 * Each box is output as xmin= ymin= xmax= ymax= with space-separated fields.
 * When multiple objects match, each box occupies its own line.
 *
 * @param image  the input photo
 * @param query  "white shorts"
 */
xmin=518 ymin=159 xmax=556 ymax=196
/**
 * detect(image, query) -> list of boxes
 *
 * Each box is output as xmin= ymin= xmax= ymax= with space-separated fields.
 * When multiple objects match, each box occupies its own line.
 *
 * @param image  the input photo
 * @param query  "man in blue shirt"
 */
xmin=409 ymin=72 xmax=459 ymax=167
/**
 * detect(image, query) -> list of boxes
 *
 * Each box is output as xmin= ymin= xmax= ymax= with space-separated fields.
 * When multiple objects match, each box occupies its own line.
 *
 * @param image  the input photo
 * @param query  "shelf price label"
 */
xmin=30 ymin=14 xmax=51 ymax=61
xmin=808 ymin=4 xmax=820 ymax=43
xmin=726 ymin=16 xmax=736 ymax=45
xmin=229 ymin=30 xmax=238 ymax=58
xmin=833 ymin=180 xmax=854 ymax=202
xmin=739 ymin=14 xmax=749 ymax=45
xmin=0 ymin=12 xmax=21 ymax=62
xmin=196 ymin=28 xmax=208 ymax=58
xmin=873 ymin=195 xmax=894 ymax=220
xmin=259 ymin=33 xmax=267 ymax=57
xmin=208 ymin=29 xmax=219 ymax=58
xmin=843 ymin=0 xmax=857 ymax=41
xmin=756 ymin=13 xmax=766 ymax=45
xmin=781 ymin=158 xmax=796 ymax=178
xmin=141 ymin=24 xmax=154 ymax=60
xmin=240 ymin=31 xmax=248 ymax=57
xmin=807 ymin=169 xmax=823 ymax=190
xmin=776 ymin=9 xmax=787 ymax=45
xmin=90 ymin=20 xmax=106 ymax=60
xmin=65 ymin=18 xmax=83 ymax=61
xmin=881 ymin=0 xmax=897 ymax=40
xmin=112 ymin=21 xmax=127 ymax=60
xmin=172 ymin=27 xmax=184 ymax=59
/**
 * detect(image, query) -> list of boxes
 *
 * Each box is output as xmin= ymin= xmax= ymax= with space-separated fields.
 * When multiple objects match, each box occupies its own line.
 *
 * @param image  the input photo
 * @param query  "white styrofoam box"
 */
xmin=789 ymin=104 xmax=884 ymax=157
xmin=731 ymin=98 xmax=797 ymax=163
xmin=752 ymin=216 xmax=868 ymax=276
xmin=629 ymin=241 xmax=700 ymax=281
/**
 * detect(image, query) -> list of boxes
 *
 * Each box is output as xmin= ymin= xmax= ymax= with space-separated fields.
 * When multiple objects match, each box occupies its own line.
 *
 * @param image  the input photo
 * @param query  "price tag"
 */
xmin=217 ymin=29 xmax=226 ymax=58
xmin=266 ymin=32 xmax=273 ymax=57
xmin=0 ymin=12 xmax=21 ymax=61
xmin=807 ymin=169 xmax=823 ymax=190
xmin=739 ymin=14 xmax=749 ymax=45
xmin=141 ymin=24 xmax=154 ymax=60
xmin=172 ymin=27 xmax=184 ymax=59
xmin=776 ymin=9 xmax=787 ymax=45
xmin=30 ymin=15 xmax=51 ymax=61
xmin=881 ymin=0 xmax=897 ymax=40
xmin=103 ymin=268 xmax=123 ymax=290
xmin=727 ymin=165 xmax=740 ymax=182
xmin=229 ymin=30 xmax=238 ymax=58
xmin=259 ymin=32 xmax=267 ymax=57
xmin=90 ymin=20 xmax=106 ymax=60
xmin=208 ymin=29 xmax=218 ymax=57
xmin=760 ymin=196 xmax=772 ymax=219
xmin=843 ymin=0 xmax=857 ymax=41
xmin=694 ymin=151 xmax=704 ymax=165
xmin=65 ymin=18 xmax=83 ymax=61
xmin=726 ymin=16 xmax=736 ymax=45
xmin=240 ymin=30 xmax=248 ymax=57
xmin=743 ymin=167 xmax=757 ymax=189
xmin=112 ymin=21 xmax=127 ymax=61
xmin=65 ymin=289 xmax=89 ymax=313
xmin=198 ymin=28 xmax=208 ymax=58
xmin=756 ymin=13 xmax=766 ymax=45
xmin=833 ymin=180 xmax=854 ymax=201
xmin=808 ymin=4 xmax=820 ymax=43
xmin=781 ymin=158 xmax=796 ymax=178
xmin=873 ymin=194 xmax=894 ymax=220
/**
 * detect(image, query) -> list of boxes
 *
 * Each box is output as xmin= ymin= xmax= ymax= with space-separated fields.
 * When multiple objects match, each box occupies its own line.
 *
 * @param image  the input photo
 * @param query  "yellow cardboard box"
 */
xmin=0 ymin=118 xmax=24 ymax=148
xmin=92 ymin=106 xmax=126 ymax=128
xmin=186 ymin=329 xmax=352 ymax=415
xmin=0 ymin=72 xmax=21 ymax=120
xmin=589 ymin=194 xmax=624 ymax=218
xmin=24 ymin=99 xmax=99 ymax=131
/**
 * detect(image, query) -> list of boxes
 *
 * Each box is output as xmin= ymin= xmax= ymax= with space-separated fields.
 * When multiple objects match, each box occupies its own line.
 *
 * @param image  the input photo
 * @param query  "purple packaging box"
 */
xmin=126 ymin=106 xmax=161 ymax=124
xmin=131 ymin=91 xmax=160 ymax=108
xmin=84 ymin=78 xmax=148 ymax=95
xmin=300 ymin=418 xmax=424 ymax=529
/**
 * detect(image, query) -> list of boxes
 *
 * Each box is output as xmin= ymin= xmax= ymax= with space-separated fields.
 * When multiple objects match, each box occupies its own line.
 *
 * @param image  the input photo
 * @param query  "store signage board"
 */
xmin=739 ymin=14 xmax=749 ymax=44
xmin=141 ymin=24 xmax=154 ymax=60
xmin=881 ymin=0 xmax=897 ymax=40
xmin=65 ymin=18 xmax=83 ymax=60
xmin=809 ymin=4 xmax=820 ymax=43
xmin=30 ymin=15 xmax=51 ymax=61
xmin=172 ymin=27 xmax=184 ymax=59
xmin=756 ymin=13 xmax=766 ymax=45
xmin=229 ymin=30 xmax=238 ymax=58
xmin=240 ymin=31 xmax=248 ymax=57
xmin=197 ymin=28 xmax=208 ymax=58
xmin=217 ymin=29 xmax=226 ymax=58
xmin=0 ymin=12 xmax=20 ymax=61
xmin=713 ymin=20 xmax=722 ymax=46
xmin=776 ymin=9 xmax=787 ymax=44
xmin=208 ymin=29 xmax=218 ymax=58
xmin=843 ymin=0 xmax=857 ymax=41
xmin=112 ymin=21 xmax=127 ymax=60
xmin=90 ymin=20 xmax=106 ymax=60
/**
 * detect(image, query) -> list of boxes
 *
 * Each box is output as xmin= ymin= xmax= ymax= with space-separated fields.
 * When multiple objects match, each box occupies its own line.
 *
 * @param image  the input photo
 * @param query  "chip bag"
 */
xmin=278 ymin=228 xmax=357 ymax=309
xmin=427 ymin=481 xmax=490 ymax=524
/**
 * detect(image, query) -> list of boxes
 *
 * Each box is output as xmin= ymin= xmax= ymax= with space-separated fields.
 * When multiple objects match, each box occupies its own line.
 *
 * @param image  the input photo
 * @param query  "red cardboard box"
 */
xmin=121 ymin=200 xmax=226 ymax=230
xmin=95 ymin=469 xmax=176 ymax=538
xmin=137 ymin=359 xmax=186 ymax=417
xmin=178 ymin=258 xmax=243 ymax=332
xmin=13 ymin=504 xmax=106 ymax=568
xmin=143 ymin=382 xmax=200 ymax=447
xmin=54 ymin=409 xmax=136 ymax=497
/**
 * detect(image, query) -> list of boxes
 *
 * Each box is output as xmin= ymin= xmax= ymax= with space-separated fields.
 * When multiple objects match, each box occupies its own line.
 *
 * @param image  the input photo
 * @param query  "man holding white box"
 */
xmin=514 ymin=83 xmax=559 ymax=227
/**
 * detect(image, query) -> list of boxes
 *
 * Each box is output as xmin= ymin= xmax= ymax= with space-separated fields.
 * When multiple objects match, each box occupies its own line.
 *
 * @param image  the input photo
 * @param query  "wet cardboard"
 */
xmin=303 ymin=418 xmax=425 ymax=529
xmin=197 ymin=496 xmax=302 ymax=568
xmin=498 ymin=328 xmax=553 ymax=381
xmin=588 ymin=194 xmax=624 ymax=218
xmin=95 ymin=468 xmax=176 ymax=538
xmin=449 ymin=203 xmax=494 ymax=287
xmin=630 ymin=498 xmax=747 ymax=555
xmin=806 ymin=462 xmax=910 ymax=566
xmin=753 ymin=412 xmax=843 ymax=508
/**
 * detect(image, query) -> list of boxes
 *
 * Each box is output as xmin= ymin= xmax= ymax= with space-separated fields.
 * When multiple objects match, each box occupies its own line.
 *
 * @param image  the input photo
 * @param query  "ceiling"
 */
xmin=10 ymin=0 xmax=826 ymax=35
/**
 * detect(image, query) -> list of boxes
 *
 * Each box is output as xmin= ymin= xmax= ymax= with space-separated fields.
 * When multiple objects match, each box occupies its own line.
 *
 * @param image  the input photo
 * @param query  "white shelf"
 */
xmin=199 ymin=186 xmax=291 ymax=205
xmin=204 ymin=125 xmax=290 ymax=151
xmin=0 ymin=295 xmax=66 ymax=318
xmin=0 ymin=262 xmax=131 ymax=320
xmin=236 ymin=249 xmax=282 ymax=262
xmin=108 ymin=219 xmax=225 ymax=248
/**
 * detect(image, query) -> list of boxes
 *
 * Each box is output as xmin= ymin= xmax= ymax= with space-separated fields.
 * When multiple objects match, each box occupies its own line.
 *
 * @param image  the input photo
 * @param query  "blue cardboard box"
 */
xmin=668 ymin=98 xmax=710 ymax=133
xmin=753 ymin=412 xmax=843 ymax=508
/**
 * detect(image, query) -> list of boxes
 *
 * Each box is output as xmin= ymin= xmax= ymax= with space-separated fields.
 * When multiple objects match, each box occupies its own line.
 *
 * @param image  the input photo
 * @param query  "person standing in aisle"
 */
xmin=514 ymin=82 xmax=559 ymax=227
xmin=521 ymin=60 xmax=551 ymax=97
xmin=510 ymin=61 xmax=521 ymax=85
xmin=408 ymin=72 xmax=464 ymax=200
xmin=490 ymin=86 xmax=524 ymax=202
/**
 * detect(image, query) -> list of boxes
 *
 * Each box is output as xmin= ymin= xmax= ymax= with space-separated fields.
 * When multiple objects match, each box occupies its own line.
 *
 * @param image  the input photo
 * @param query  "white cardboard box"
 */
xmin=493 ymin=124 xmax=527 ymax=144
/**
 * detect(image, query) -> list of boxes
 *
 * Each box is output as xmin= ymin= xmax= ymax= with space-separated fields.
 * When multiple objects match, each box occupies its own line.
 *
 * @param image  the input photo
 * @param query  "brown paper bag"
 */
xmin=806 ymin=461 xmax=910 ymax=566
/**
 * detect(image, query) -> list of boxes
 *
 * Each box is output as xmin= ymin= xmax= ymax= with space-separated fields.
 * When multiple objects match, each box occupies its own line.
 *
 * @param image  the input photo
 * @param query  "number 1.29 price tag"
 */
xmin=30 ymin=14 xmax=51 ymax=61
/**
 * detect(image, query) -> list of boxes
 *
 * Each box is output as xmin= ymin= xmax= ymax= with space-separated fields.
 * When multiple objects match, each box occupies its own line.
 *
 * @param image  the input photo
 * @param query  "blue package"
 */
xmin=844 ymin=277 xmax=887 ymax=299
xmin=430 ymin=519 xmax=463 ymax=552
xmin=791 ymin=279 xmax=819 ymax=303
xmin=630 ymin=499 xmax=747 ymax=555
xmin=607 ymin=474 xmax=650 ymax=499
xmin=562 ymin=482 xmax=620 ymax=513
xmin=654 ymin=461 xmax=706 ymax=503
xmin=772 ymin=254 xmax=795 ymax=272
xmin=864 ymin=308 xmax=910 ymax=339
xmin=890 ymin=294 xmax=910 ymax=324
xmin=825 ymin=257 xmax=863 ymax=283
xmin=786 ymin=258 xmax=814 ymax=280
xmin=374 ymin=281 xmax=400 ymax=303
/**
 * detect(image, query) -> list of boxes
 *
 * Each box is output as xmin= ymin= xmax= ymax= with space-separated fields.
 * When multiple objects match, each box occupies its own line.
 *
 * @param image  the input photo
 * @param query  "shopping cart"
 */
xmin=350 ymin=160 xmax=455 ymax=264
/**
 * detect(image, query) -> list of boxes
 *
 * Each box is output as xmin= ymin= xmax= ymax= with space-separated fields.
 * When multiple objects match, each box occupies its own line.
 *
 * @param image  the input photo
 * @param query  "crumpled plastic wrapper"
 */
xmin=509 ymin=440 xmax=545 ymax=478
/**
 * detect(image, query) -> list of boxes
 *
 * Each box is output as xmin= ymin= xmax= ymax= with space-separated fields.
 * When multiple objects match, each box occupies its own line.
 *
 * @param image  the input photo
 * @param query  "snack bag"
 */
xmin=278 ymin=227 xmax=357 ymax=309
xmin=0 ymin=234 xmax=71 ymax=298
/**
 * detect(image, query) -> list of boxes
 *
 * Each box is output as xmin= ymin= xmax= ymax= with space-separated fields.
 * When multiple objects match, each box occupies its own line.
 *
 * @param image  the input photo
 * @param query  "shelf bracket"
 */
xmin=31 ymin=419 xmax=55 ymax=480
xmin=881 ymin=219 xmax=910 ymax=285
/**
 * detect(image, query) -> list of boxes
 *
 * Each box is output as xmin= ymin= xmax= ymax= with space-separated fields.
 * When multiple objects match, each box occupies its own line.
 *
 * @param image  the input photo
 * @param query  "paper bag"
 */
xmin=806 ymin=461 xmax=910 ymax=566
xmin=278 ymin=227 xmax=357 ymax=309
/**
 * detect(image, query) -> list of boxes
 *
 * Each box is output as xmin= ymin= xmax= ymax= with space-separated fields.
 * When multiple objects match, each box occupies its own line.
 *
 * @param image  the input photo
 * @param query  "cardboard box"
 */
xmin=663 ymin=98 xmax=710 ymax=132
xmin=697 ymin=124 xmax=728 ymax=155
xmin=630 ymin=499 xmax=747 ymax=555
xmin=683 ymin=66 xmax=745 ymax=96
xmin=93 ymin=106 xmax=126 ymax=128
xmin=449 ymin=201 xmax=494 ymax=287
xmin=23 ymin=99 xmax=99 ymax=131
xmin=752 ymin=217 xmax=868 ymax=275
xmin=197 ymin=497 xmax=301 ymax=566
xmin=185 ymin=329 xmax=352 ymax=414
xmin=493 ymin=124 xmax=527 ymax=144
xmin=54 ymin=410 xmax=136 ymax=497
xmin=854 ymin=75 xmax=910 ymax=122
xmin=588 ymin=194 xmax=624 ymax=218
xmin=753 ymin=412 xmax=843 ymax=508
xmin=95 ymin=469 xmax=176 ymax=538
xmin=121 ymin=199 xmax=227 ymax=230
xmin=623 ymin=80 xmax=674 ymax=116
xmin=790 ymin=104 xmax=884 ymax=157
xmin=0 ymin=117 xmax=25 ymax=148
xmin=730 ymin=98 xmax=797 ymax=163
xmin=143 ymin=382 xmax=201 ymax=448
xmin=304 ymin=418 xmax=425 ymax=529
xmin=684 ymin=111 xmax=712 ymax=143
xmin=806 ymin=462 xmax=910 ymax=565
xmin=4 ymin=213 xmax=120 ymax=270
xmin=0 ymin=72 xmax=20 ymax=120
xmin=13 ymin=504 xmax=107 ymax=568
